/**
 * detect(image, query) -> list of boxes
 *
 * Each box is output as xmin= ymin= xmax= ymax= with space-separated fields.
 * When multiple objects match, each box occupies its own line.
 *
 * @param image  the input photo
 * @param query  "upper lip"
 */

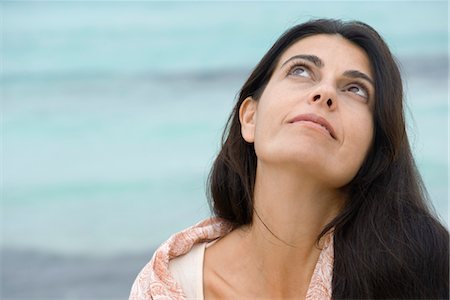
xmin=288 ymin=113 xmax=337 ymax=139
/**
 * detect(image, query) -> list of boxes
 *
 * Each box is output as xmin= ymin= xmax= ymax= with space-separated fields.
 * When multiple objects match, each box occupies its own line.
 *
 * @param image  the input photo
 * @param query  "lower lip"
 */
xmin=291 ymin=120 xmax=333 ymax=138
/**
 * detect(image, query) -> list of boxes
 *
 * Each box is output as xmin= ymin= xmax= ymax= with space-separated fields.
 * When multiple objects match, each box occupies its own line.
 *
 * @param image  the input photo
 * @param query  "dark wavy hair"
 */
xmin=207 ymin=19 xmax=449 ymax=299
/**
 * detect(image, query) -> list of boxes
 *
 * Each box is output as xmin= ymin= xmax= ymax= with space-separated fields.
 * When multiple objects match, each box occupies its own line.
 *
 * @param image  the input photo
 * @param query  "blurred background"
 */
xmin=2 ymin=1 xmax=448 ymax=299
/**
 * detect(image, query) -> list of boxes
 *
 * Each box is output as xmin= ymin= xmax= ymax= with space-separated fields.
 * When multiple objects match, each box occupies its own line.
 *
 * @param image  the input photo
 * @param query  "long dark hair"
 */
xmin=207 ymin=19 xmax=449 ymax=299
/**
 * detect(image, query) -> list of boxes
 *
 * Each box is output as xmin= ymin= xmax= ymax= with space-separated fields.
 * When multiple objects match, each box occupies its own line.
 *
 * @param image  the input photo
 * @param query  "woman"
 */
xmin=130 ymin=19 xmax=449 ymax=299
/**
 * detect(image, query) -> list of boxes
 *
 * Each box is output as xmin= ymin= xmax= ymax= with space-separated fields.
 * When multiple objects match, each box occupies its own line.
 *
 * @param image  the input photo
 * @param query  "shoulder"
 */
xmin=129 ymin=217 xmax=233 ymax=300
xmin=408 ymin=213 xmax=448 ymax=258
xmin=333 ymin=211 xmax=448 ymax=298
xmin=168 ymin=242 xmax=207 ymax=299
xmin=403 ymin=213 xmax=449 ymax=297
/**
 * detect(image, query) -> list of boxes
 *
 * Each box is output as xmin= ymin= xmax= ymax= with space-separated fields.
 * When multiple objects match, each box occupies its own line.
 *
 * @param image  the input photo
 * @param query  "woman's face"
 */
xmin=240 ymin=34 xmax=375 ymax=188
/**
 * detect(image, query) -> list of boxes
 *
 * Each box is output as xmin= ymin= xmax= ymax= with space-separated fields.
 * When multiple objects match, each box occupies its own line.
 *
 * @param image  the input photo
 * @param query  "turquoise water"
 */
xmin=3 ymin=1 xmax=448 ymax=256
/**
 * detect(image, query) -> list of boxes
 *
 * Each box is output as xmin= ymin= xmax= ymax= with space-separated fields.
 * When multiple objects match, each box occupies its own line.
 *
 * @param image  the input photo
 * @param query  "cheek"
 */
xmin=252 ymin=88 xmax=302 ymax=153
xmin=331 ymin=114 xmax=374 ymax=184
xmin=253 ymin=110 xmax=277 ymax=159
xmin=252 ymin=91 xmax=287 ymax=149
xmin=352 ymin=115 xmax=374 ymax=156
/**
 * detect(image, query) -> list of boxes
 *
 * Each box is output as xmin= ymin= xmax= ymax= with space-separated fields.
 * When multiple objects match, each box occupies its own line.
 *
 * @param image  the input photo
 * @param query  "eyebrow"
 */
xmin=281 ymin=54 xmax=324 ymax=68
xmin=343 ymin=70 xmax=374 ymax=86
xmin=280 ymin=54 xmax=374 ymax=86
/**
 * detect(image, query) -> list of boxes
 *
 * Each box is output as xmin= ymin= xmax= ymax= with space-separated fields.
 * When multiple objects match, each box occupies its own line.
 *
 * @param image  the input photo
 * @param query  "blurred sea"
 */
xmin=2 ymin=1 xmax=448 ymax=299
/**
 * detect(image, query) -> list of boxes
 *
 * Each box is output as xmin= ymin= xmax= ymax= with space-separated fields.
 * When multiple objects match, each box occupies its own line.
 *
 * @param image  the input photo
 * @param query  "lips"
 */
xmin=288 ymin=113 xmax=337 ymax=139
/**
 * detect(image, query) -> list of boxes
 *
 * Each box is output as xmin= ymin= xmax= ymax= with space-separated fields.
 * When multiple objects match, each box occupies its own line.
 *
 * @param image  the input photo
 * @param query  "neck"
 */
xmin=252 ymin=162 xmax=345 ymax=246
xmin=239 ymin=161 xmax=345 ymax=297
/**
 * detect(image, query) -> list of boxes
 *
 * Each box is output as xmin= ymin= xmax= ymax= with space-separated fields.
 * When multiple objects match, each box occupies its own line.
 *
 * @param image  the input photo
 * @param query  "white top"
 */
xmin=168 ymin=241 xmax=209 ymax=299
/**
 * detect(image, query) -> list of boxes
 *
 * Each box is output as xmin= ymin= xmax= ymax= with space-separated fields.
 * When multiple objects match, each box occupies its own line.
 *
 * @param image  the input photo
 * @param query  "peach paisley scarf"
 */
xmin=129 ymin=217 xmax=334 ymax=300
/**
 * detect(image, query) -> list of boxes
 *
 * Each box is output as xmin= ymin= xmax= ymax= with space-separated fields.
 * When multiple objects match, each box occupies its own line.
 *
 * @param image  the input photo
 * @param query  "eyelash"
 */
xmin=349 ymin=82 xmax=370 ymax=99
xmin=285 ymin=60 xmax=370 ymax=99
xmin=285 ymin=61 xmax=312 ymax=77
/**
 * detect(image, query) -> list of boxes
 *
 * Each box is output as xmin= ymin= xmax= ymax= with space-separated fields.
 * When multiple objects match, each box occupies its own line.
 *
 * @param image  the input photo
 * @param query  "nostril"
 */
xmin=313 ymin=95 xmax=320 ymax=101
xmin=327 ymin=99 xmax=333 ymax=107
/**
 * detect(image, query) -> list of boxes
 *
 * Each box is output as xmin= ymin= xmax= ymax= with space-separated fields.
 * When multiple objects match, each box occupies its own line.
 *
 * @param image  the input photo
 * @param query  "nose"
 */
xmin=308 ymin=84 xmax=337 ymax=110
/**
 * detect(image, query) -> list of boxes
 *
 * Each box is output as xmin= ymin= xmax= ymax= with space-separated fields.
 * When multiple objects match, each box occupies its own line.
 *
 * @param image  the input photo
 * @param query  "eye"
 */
xmin=347 ymin=84 xmax=368 ymax=99
xmin=288 ymin=64 xmax=312 ymax=78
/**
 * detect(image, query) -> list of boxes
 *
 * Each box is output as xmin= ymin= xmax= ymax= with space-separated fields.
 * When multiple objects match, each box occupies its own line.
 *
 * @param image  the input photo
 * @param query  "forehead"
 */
xmin=277 ymin=34 xmax=373 ymax=76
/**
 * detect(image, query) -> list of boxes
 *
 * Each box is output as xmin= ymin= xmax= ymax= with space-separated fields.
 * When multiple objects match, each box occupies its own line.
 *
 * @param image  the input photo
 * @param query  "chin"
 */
xmin=258 ymin=147 xmax=359 ymax=188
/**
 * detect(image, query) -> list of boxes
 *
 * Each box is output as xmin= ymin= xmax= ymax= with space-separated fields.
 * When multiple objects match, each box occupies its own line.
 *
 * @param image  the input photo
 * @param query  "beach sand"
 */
xmin=1 ymin=248 xmax=153 ymax=299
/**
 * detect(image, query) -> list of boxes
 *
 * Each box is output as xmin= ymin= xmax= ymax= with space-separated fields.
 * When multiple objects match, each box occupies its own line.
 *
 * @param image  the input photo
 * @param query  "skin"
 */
xmin=204 ymin=34 xmax=375 ymax=299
